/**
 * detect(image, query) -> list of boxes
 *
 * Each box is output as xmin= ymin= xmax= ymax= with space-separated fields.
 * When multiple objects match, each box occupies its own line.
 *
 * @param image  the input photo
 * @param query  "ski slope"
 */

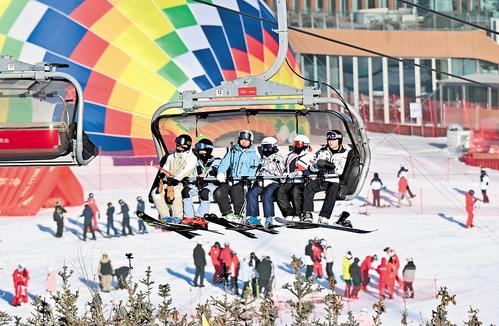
xmin=0 ymin=133 xmax=498 ymax=324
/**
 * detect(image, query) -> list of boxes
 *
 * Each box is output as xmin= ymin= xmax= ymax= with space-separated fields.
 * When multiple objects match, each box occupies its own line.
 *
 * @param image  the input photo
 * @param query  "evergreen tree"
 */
xmin=0 ymin=310 xmax=11 ymax=326
xmin=464 ymin=307 xmax=482 ymax=326
xmin=25 ymin=296 xmax=55 ymax=326
xmin=321 ymin=280 xmax=344 ymax=326
xmin=372 ymin=300 xmax=386 ymax=326
xmin=84 ymin=293 xmax=107 ymax=326
xmin=258 ymin=297 xmax=279 ymax=326
xmin=51 ymin=266 xmax=81 ymax=325
xmin=342 ymin=311 xmax=359 ymax=326
xmin=429 ymin=287 xmax=457 ymax=326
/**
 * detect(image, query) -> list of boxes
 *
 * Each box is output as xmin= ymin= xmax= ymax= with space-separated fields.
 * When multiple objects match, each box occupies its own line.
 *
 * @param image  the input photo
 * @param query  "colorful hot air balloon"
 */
xmin=0 ymin=0 xmax=302 ymax=157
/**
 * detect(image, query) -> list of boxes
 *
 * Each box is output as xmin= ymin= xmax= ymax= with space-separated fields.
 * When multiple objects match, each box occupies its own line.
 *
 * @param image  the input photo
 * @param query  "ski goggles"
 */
xmin=195 ymin=142 xmax=213 ymax=152
xmin=261 ymin=143 xmax=275 ymax=151
xmin=326 ymin=131 xmax=343 ymax=140
xmin=238 ymin=130 xmax=253 ymax=141
xmin=294 ymin=140 xmax=307 ymax=148
xmin=175 ymin=137 xmax=192 ymax=146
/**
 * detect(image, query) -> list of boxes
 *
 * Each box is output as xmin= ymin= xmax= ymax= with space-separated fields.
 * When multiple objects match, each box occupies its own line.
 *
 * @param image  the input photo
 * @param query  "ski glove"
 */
xmin=168 ymin=178 xmax=180 ymax=186
xmin=216 ymin=173 xmax=226 ymax=183
xmin=317 ymin=159 xmax=335 ymax=171
xmin=208 ymin=166 xmax=218 ymax=177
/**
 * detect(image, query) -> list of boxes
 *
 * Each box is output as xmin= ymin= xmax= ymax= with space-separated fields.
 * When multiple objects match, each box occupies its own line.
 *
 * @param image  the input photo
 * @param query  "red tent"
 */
xmin=0 ymin=167 xmax=83 ymax=216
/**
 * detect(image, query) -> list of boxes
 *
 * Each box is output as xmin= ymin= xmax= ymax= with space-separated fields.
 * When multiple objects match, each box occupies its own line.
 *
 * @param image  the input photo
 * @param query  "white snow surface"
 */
xmin=1 ymin=133 xmax=498 ymax=324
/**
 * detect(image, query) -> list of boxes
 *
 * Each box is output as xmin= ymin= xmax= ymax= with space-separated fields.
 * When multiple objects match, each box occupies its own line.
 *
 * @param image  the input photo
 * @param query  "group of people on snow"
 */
xmin=193 ymin=241 xmax=274 ymax=299
xmin=151 ymin=129 xmax=353 ymax=228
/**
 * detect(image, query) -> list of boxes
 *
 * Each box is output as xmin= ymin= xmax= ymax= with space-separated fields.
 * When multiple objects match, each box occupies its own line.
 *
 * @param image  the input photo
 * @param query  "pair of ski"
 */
xmin=204 ymin=213 xmax=280 ymax=239
xmin=274 ymin=213 xmax=376 ymax=234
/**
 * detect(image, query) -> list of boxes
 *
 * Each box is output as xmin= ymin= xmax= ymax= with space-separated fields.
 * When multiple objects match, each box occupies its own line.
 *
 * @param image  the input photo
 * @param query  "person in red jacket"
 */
xmin=87 ymin=193 xmax=100 ymax=232
xmin=360 ymin=254 xmax=377 ymax=290
xmin=219 ymin=242 xmax=233 ymax=288
xmin=386 ymin=247 xmax=402 ymax=288
xmin=385 ymin=260 xmax=396 ymax=299
xmin=312 ymin=239 xmax=324 ymax=279
xmin=397 ymin=176 xmax=412 ymax=207
xmin=12 ymin=264 xmax=29 ymax=306
xmin=230 ymin=251 xmax=240 ymax=295
xmin=466 ymin=190 xmax=477 ymax=228
xmin=209 ymin=242 xmax=222 ymax=284
xmin=376 ymin=258 xmax=388 ymax=299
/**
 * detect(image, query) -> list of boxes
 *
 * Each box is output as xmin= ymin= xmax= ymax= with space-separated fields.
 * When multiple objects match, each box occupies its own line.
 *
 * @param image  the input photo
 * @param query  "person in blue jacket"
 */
xmin=135 ymin=196 xmax=147 ymax=234
xmin=214 ymin=130 xmax=261 ymax=221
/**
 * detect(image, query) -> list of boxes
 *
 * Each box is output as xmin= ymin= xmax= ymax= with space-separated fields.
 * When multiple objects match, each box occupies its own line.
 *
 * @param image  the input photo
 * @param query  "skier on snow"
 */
xmin=229 ymin=251 xmax=240 ymax=295
xmin=106 ymin=202 xmax=119 ymax=237
xmin=80 ymin=202 xmax=96 ymax=241
xmin=219 ymin=242 xmax=233 ymax=288
xmin=397 ymin=164 xmax=415 ymax=198
xmin=370 ymin=173 xmax=383 ymax=207
xmin=360 ymin=254 xmax=378 ymax=290
xmin=118 ymin=199 xmax=133 ymax=236
xmin=402 ymin=258 xmax=416 ymax=298
xmin=209 ymin=242 xmax=222 ymax=284
xmin=323 ymin=241 xmax=335 ymax=281
xmin=466 ymin=189 xmax=477 ymax=228
xmin=136 ymin=196 xmax=147 ymax=233
xmin=312 ymin=239 xmax=324 ymax=279
xmin=87 ymin=193 xmax=100 ymax=232
xmin=193 ymin=241 xmax=206 ymax=287
xmin=342 ymin=251 xmax=353 ymax=298
xmin=53 ymin=200 xmax=67 ymax=238
xmin=12 ymin=264 xmax=29 ymax=306
xmin=480 ymin=168 xmax=489 ymax=203
xmin=349 ymin=257 xmax=362 ymax=299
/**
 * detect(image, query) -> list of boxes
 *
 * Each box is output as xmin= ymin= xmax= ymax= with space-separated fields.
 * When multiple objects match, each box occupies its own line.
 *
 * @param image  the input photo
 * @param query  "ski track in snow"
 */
xmin=0 ymin=133 xmax=498 ymax=324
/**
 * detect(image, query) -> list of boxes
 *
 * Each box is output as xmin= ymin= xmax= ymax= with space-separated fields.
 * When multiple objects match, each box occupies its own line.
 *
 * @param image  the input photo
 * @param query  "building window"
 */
xmin=372 ymin=57 xmax=384 ymax=122
xmin=387 ymin=58 xmax=400 ymax=124
xmin=343 ymin=57 xmax=354 ymax=104
xmin=329 ymin=56 xmax=340 ymax=90
xmin=316 ymin=55 xmax=328 ymax=93
xmin=436 ymin=58 xmax=450 ymax=80
xmin=420 ymin=59 xmax=433 ymax=97
xmin=302 ymin=54 xmax=315 ymax=87
xmin=403 ymin=59 xmax=416 ymax=123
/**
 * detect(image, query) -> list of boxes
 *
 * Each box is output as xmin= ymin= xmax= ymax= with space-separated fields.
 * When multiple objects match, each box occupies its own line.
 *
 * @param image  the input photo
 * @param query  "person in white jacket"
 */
xmin=323 ymin=241 xmax=335 ymax=281
xmin=480 ymin=168 xmax=490 ymax=203
xmin=239 ymin=257 xmax=255 ymax=298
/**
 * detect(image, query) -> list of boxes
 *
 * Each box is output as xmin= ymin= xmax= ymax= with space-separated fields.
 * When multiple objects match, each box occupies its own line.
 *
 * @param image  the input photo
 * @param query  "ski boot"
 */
xmin=264 ymin=217 xmax=273 ymax=228
xmin=318 ymin=216 xmax=329 ymax=225
xmin=223 ymin=212 xmax=238 ymax=222
xmin=247 ymin=216 xmax=262 ymax=226
xmin=335 ymin=211 xmax=352 ymax=228
xmin=164 ymin=217 xmax=181 ymax=224
xmin=300 ymin=211 xmax=313 ymax=223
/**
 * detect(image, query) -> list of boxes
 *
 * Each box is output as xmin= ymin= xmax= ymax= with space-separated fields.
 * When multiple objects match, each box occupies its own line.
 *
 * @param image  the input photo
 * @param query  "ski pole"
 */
xmin=149 ymin=161 xmax=175 ymax=177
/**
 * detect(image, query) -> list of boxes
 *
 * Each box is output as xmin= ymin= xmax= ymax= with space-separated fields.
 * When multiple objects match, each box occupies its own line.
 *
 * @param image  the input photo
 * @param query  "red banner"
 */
xmin=0 ymin=129 xmax=60 ymax=150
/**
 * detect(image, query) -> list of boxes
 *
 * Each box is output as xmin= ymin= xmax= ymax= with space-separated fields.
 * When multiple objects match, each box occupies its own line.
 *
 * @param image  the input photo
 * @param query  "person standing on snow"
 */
xmin=193 ymin=241 xmax=206 ymax=287
xmin=12 ymin=264 xmax=29 ymax=306
xmin=301 ymin=130 xmax=353 ymax=224
xmin=376 ymin=257 xmax=389 ymax=299
xmin=106 ymin=202 xmax=119 ymax=237
xmin=98 ymin=253 xmax=114 ymax=292
xmin=45 ymin=267 xmax=56 ymax=294
xmin=214 ymin=130 xmax=261 ymax=221
xmin=53 ymin=201 xmax=67 ymax=238
xmin=276 ymin=134 xmax=315 ymax=220
xmin=323 ymin=241 xmax=335 ymax=281
xmin=304 ymin=239 xmax=314 ymax=281
xmin=342 ymin=251 xmax=353 ymax=298
xmin=370 ymin=173 xmax=383 ymax=207
xmin=239 ymin=257 xmax=255 ymax=298
xmin=397 ymin=164 xmax=415 ymax=198
xmin=397 ymin=174 xmax=412 ymax=207
xmin=385 ymin=247 xmax=402 ymax=288
xmin=80 ymin=202 xmax=96 ymax=241
xmin=312 ymin=239 xmax=324 ymax=279
xmin=209 ymin=242 xmax=222 ymax=284
xmin=249 ymin=252 xmax=260 ymax=298
xmin=256 ymin=256 xmax=273 ymax=299
xmin=135 ymin=196 xmax=147 ymax=233
xmin=182 ymin=138 xmax=221 ymax=221
xmin=246 ymin=136 xmax=285 ymax=227
xmin=87 ymin=193 xmax=100 ymax=232
xmin=385 ymin=258 xmax=396 ymax=299
xmin=118 ymin=199 xmax=133 ymax=236
xmin=466 ymin=190 xmax=477 ymax=228
xmin=349 ymin=257 xmax=362 ymax=299
xmin=219 ymin=242 xmax=233 ymax=288
xmin=480 ymin=168 xmax=490 ymax=203
xmin=360 ymin=254 xmax=378 ymax=290
xmin=229 ymin=251 xmax=240 ymax=295
xmin=402 ymin=258 xmax=416 ymax=298
xmin=162 ymin=134 xmax=198 ymax=220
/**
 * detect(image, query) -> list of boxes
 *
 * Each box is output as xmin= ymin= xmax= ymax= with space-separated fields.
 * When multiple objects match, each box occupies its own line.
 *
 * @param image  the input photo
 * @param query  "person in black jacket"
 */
xmin=349 ymin=257 xmax=362 ymax=299
xmin=304 ymin=239 xmax=314 ymax=281
xmin=193 ymin=242 xmax=206 ymax=287
xmin=98 ymin=253 xmax=114 ymax=292
xmin=53 ymin=201 xmax=67 ymax=238
xmin=106 ymin=202 xmax=119 ymax=237
xmin=256 ymin=256 xmax=273 ymax=298
xmin=80 ymin=202 xmax=96 ymax=241
xmin=118 ymin=199 xmax=133 ymax=236
xmin=249 ymin=252 xmax=260 ymax=298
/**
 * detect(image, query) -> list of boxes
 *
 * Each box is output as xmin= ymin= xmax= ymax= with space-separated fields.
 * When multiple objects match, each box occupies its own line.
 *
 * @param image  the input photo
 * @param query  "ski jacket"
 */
xmin=398 ymin=176 xmax=408 ymax=193
xmin=304 ymin=243 xmax=314 ymax=261
xmin=163 ymin=149 xmax=197 ymax=181
xmin=309 ymin=144 xmax=352 ymax=182
xmin=219 ymin=246 xmax=233 ymax=266
xmin=136 ymin=200 xmax=145 ymax=212
xmin=106 ymin=206 xmax=115 ymax=218
xmin=386 ymin=262 xmax=396 ymax=283
xmin=349 ymin=260 xmax=362 ymax=286
xmin=13 ymin=269 xmax=29 ymax=288
xmin=370 ymin=177 xmax=383 ymax=190
xmin=239 ymin=260 xmax=255 ymax=283
xmin=342 ymin=256 xmax=352 ymax=280
xmin=389 ymin=254 xmax=400 ymax=273
xmin=480 ymin=173 xmax=489 ymax=190
xmin=209 ymin=246 xmax=221 ymax=266
xmin=119 ymin=203 xmax=130 ymax=218
xmin=257 ymin=258 xmax=273 ymax=281
xmin=218 ymin=144 xmax=261 ymax=178
xmin=230 ymin=255 xmax=240 ymax=277
xmin=285 ymin=147 xmax=315 ymax=172
xmin=53 ymin=205 xmax=66 ymax=221
xmin=99 ymin=258 xmax=114 ymax=276
xmin=402 ymin=261 xmax=416 ymax=282
xmin=360 ymin=256 xmax=375 ymax=273
xmin=195 ymin=156 xmax=221 ymax=177
xmin=193 ymin=244 xmax=206 ymax=267
xmin=81 ymin=206 xmax=93 ymax=224
xmin=87 ymin=197 xmax=99 ymax=214
xmin=249 ymin=255 xmax=260 ymax=270
xmin=312 ymin=242 xmax=324 ymax=262
xmin=466 ymin=192 xmax=476 ymax=211
xmin=324 ymin=246 xmax=334 ymax=263
xmin=259 ymin=152 xmax=285 ymax=186
xmin=376 ymin=258 xmax=388 ymax=284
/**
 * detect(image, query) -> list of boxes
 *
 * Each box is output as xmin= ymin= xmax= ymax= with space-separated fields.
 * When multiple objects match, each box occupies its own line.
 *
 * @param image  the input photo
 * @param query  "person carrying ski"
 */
xmin=349 ymin=257 xmax=362 ymax=299
xmin=246 ymin=136 xmax=285 ymax=227
xmin=214 ymin=130 xmax=261 ymax=221
xmin=360 ymin=254 xmax=378 ymax=290
xmin=98 ymin=253 xmax=114 ymax=292
xmin=87 ymin=193 xmax=100 ymax=232
xmin=466 ymin=189 xmax=477 ymax=228
xmin=370 ymin=173 xmax=383 ymax=207
xmin=397 ymin=164 xmax=415 ymax=198
xmin=480 ymin=168 xmax=489 ymax=203
xmin=106 ymin=202 xmax=119 ymax=237
xmin=229 ymin=251 xmax=240 ymax=295
xmin=323 ymin=241 xmax=335 ymax=281
xmin=209 ymin=242 xmax=222 ymax=284
xmin=342 ymin=251 xmax=353 ymax=298
xmin=162 ymin=134 xmax=197 ymax=220
xmin=402 ymin=258 xmax=416 ymax=298
xmin=80 ymin=202 xmax=96 ymax=241
xmin=53 ymin=201 xmax=67 ymax=238
xmin=182 ymin=138 xmax=221 ymax=221
xmin=136 ymin=196 xmax=147 ymax=233
xmin=219 ymin=242 xmax=233 ymax=288
xmin=397 ymin=174 xmax=412 ymax=207
xmin=276 ymin=134 xmax=315 ymax=220
xmin=193 ymin=241 xmax=206 ymax=287
xmin=12 ymin=264 xmax=29 ymax=306
xmin=301 ymin=130 xmax=352 ymax=224
xmin=312 ymin=239 xmax=324 ymax=279
xmin=118 ymin=199 xmax=133 ymax=236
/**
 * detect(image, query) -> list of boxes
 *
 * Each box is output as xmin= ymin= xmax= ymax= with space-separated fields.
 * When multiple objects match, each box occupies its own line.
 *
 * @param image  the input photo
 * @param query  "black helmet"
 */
xmin=89 ymin=193 xmax=94 ymax=198
xmin=238 ymin=130 xmax=253 ymax=142
xmin=326 ymin=130 xmax=343 ymax=144
xmin=194 ymin=138 xmax=214 ymax=156
xmin=175 ymin=134 xmax=192 ymax=151
xmin=469 ymin=189 xmax=475 ymax=195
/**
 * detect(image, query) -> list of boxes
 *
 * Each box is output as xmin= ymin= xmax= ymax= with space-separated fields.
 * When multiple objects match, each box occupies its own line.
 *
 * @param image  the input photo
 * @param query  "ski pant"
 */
xmin=361 ymin=269 xmax=370 ymax=289
xmin=407 ymin=185 xmax=415 ymax=198
xmin=168 ymin=185 xmax=184 ymax=218
xmin=403 ymin=281 xmax=414 ymax=298
xmin=213 ymin=182 xmax=245 ymax=216
xmin=222 ymin=263 xmax=230 ymax=288
xmin=252 ymin=277 xmax=258 ymax=298
xmin=344 ymin=279 xmax=351 ymax=298
xmin=305 ymin=264 xmax=314 ymax=280
xmin=122 ymin=216 xmax=133 ymax=235
xmin=276 ymin=183 xmax=304 ymax=217
xmin=83 ymin=222 xmax=96 ymax=240
xmin=372 ymin=189 xmax=381 ymax=207
xmin=242 ymin=281 xmax=251 ymax=297
xmin=466 ymin=209 xmax=474 ymax=228
xmin=246 ymin=183 xmax=280 ymax=218
xmin=55 ymin=219 xmax=64 ymax=237
xmin=100 ymin=275 xmax=113 ymax=292
xmin=194 ymin=265 xmax=205 ymax=286
xmin=212 ymin=263 xmax=222 ymax=283
xmin=313 ymin=259 xmax=323 ymax=279
xmin=182 ymin=184 xmax=217 ymax=217
xmin=303 ymin=180 xmax=340 ymax=219
xmin=351 ymin=285 xmax=361 ymax=298
xmin=230 ymin=276 xmax=239 ymax=295
xmin=138 ymin=219 xmax=147 ymax=233
xmin=258 ymin=278 xmax=271 ymax=298
xmin=326 ymin=262 xmax=335 ymax=280
xmin=107 ymin=216 xmax=119 ymax=236
xmin=482 ymin=190 xmax=489 ymax=203
xmin=12 ymin=283 xmax=28 ymax=306
xmin=397 ymin=191 xmax=412 ymax=207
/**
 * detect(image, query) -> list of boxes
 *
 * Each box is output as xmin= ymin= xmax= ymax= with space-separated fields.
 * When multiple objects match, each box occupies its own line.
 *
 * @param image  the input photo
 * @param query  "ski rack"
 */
xmin=0 ymin=56 xmax=97 ymax=166
xmin=150 ymin=0 xmax=370 ymax=200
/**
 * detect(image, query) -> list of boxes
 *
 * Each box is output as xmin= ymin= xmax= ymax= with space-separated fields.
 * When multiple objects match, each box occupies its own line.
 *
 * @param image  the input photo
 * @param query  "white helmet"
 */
xmin=294 ymin=134 xmax=310 ymax=149
xmin=261 ymin=136 xmax=278 ymax=154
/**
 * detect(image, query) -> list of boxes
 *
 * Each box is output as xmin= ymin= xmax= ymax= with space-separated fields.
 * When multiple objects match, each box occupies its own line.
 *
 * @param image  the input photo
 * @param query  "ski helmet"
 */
xmin=261 ymin=136 xmax=278 ymax=155
xmin=326 ymin=130 xmax=343 ymax=144
xmin=88 ymin=193 xmax=94 ymax=198
xmin=469 ymin=189 xmax=475 ymax=195
xmin=137 ymin=196 xmax=142 ymax=201
xmin=238 ymin=130 xmax=253 ymax=142
xmin=175 ymin=134 xmax=192 ymax=151
xmin=194 ymin=138 xmax=214 ymax=156
xmin=293 ymin=134 xmax=310 ymax=150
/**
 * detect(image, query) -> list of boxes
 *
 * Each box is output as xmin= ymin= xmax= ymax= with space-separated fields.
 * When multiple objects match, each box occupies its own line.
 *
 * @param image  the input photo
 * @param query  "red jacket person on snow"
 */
xmin=466 ymin=190 xmax=477 ymax=228
xmin=219 ymin=242 xmax=233 ymax=287
xmin=209 ymin=242 xmax=222 ymax=283
xmin=12 ymin=264 xmax=30 ymax=306
xmin=360 ymin=254 xmax=377 ymax=289
xmin=87 ymin=193 xmax=100 ymax=231
xmin=312 ymin=240 xmax=324 ymax=279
